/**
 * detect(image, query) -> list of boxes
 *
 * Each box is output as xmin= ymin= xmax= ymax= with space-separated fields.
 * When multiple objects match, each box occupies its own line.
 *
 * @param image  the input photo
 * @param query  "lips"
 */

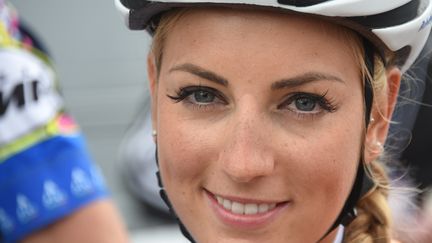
xmin=206 ymin=190 xmax=289 ymax=229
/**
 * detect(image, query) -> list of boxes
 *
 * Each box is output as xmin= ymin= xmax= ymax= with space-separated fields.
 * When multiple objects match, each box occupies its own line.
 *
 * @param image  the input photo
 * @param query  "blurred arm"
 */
xmin=22 ymin=200 xmax=128 ymax=243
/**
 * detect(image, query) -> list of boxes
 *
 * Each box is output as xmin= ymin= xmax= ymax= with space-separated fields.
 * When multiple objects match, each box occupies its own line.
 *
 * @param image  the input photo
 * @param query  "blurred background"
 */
xmin=9 ymin=1 xmax=432 ymax=242
xmin=11 ymin=0 xmax=184 ymax=241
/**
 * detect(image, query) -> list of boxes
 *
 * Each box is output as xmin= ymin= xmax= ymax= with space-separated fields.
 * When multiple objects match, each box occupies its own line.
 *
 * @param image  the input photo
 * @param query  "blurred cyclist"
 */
xmin=0 ymin=1 xmax=128 ymax=242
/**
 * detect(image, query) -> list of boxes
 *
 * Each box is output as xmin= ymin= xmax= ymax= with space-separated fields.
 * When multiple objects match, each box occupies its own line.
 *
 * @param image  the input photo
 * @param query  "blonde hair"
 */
xmin=345 ymin=161 xmax=393 ymax=243
xmin=150 ymin=9 xmax=189 ymax=76
xmin=150 ymin=8 xmax=396 ymax=243
xmin=340 ymin=43 xmax=397 ymax=241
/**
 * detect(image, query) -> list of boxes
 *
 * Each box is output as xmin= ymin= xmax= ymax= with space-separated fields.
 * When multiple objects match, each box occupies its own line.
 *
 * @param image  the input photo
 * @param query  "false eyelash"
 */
xmin=167 ymin=87 xmax=192 ymax=103
xmin=277 ymin=90 xmax=338 ymax=113
xmin=314 ymin=90 xmax=338 ymax=113
xmin=167 ymin=85 xmax=226 ymax=104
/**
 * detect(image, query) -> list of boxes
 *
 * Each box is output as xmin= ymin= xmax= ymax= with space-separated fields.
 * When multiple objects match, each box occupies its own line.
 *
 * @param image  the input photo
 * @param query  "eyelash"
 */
xmin=167 ymin=85 xmax=227 ymax=109
xmin=278 ymin=91 xmax=337 ymax=119
xmin=167 ymin=86 xmax=337 ymax=118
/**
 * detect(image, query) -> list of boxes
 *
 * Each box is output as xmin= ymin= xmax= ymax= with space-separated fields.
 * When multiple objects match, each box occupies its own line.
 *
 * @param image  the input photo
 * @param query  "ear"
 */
xmin=147 ymin=53 xmax=158 ymax=142
xmin=364 ymin=67 xmax=401 ymax=163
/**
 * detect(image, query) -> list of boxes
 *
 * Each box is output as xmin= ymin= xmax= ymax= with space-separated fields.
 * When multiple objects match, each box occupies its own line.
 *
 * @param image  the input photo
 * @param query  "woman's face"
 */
xmin=149 ymin=8 xmax=366 ymax=243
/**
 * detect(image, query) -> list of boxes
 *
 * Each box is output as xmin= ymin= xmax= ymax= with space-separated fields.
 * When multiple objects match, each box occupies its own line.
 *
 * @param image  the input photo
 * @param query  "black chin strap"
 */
xmin=155 ymin=39 xmax=378 ymax=243
xmin=155 ymin=149 xmax=196 ymax=242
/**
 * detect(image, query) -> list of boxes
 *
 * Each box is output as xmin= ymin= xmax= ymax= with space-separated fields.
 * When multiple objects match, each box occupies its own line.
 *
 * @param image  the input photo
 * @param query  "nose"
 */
xmin=218 ymin=106 xmax=275 ymax=183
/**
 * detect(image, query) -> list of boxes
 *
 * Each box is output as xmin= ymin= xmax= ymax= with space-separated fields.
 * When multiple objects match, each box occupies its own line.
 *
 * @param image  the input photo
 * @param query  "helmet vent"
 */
xmin=277 ymin=0 xmax=332 ymax=7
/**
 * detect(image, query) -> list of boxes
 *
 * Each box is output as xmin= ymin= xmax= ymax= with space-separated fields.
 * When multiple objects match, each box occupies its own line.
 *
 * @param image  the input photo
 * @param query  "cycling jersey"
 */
xmin=0 ymin=2 xmax=108 ymax=242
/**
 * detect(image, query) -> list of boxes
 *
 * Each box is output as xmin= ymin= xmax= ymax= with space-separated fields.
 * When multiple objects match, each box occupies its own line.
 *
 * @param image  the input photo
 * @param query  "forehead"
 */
xmin=162 ymin=7 xmax=360 ymax=47
xmin=160 ymin=7 xmax=362 ymax=84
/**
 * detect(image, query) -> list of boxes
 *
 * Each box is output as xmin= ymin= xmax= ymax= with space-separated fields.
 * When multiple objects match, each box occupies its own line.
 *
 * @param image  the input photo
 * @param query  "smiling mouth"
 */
xmin=205 ymin=190 xmax=290 ymax=229
xmin=215 ymin=195 xmax=277 ymax=215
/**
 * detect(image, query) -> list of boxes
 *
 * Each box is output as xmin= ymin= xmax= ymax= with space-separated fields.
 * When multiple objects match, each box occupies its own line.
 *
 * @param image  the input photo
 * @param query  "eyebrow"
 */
xmin=271 ymin=72 xmax=345 ymax=90
xmin=169 ymin=63 xmax=345 ymax=90
xmin=169 ymin=63 xmax=229 ymax=87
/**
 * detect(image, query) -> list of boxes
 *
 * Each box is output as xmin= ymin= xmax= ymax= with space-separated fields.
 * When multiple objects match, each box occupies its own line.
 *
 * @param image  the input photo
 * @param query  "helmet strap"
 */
xmin=155 ymin=148 xmax=197 ymax=242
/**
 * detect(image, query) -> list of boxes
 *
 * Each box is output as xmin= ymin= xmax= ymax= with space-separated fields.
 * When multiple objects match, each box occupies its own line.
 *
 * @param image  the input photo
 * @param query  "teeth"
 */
xmin=215 ymin=195 xmax=277 ymax=215
xmin=223 ymin=198 xmax=232 ymax=210
xmin=232 ymin=202 xmax=244 ymax=214
xmin=216 ymin=196 xmax=223 ymax=205
xmin=258 ymin=203 xmax=269 ymax=213
xmin=245 ymin=204 xmax=258 ymax=215
xmin=269 ymin=203 xmax=276 ymax=210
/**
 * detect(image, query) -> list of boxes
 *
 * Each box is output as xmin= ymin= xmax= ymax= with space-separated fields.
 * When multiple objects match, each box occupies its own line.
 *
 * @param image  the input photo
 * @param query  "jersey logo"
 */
xmin=419 ymin=14 xmax=432 ymax=31
xmin=16 ymin=194 xmax=38 ymax=223
xmin=0 ymin=208 xmax=14 ymax=233
xmin=0 ymin=77 xmax=39 ymax=116
xmin=0 ymin=48 xmax=62 ymax=145
xmin=42 ymin=180 xmax=67 ymax=209
xmin=71 ymin=168 xmax=94 ymax=197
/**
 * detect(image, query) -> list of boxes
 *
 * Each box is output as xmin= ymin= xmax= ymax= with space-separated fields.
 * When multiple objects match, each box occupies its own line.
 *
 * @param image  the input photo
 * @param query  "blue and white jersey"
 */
xmin=0 ymin=2 xmax=108 ymax=242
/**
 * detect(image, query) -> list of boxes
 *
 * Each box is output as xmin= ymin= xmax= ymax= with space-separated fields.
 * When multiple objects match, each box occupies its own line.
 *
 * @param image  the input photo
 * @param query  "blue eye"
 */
xmin=278 ymin=92 xmax=336 ymax=116
xmin=193 ymin=90 xmax=216 ymax=104
xmin=167 ymin=86 xmax=227 ymax=108
xmin=294 ymin=96 xmax=316 ymax=111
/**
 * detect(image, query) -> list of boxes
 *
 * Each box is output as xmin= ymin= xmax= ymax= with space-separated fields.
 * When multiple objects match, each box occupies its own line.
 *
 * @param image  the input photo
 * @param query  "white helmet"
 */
xmin=116 ymin=0 xmax=432 ymax=72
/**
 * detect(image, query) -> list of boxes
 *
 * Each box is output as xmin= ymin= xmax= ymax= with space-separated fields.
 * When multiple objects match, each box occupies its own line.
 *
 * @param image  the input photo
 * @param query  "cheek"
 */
xmin=156 ymin=98 xmax=216 ymax=191
xmin=305 ymin=129 xmax=361 ymax=194
xmin=286 ymin=108 xmax=364 ymax=225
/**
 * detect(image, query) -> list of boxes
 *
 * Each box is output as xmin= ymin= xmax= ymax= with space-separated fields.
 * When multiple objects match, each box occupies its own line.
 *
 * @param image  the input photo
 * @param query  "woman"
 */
xmin=116 ymin=1 xmax=432 ymax=242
